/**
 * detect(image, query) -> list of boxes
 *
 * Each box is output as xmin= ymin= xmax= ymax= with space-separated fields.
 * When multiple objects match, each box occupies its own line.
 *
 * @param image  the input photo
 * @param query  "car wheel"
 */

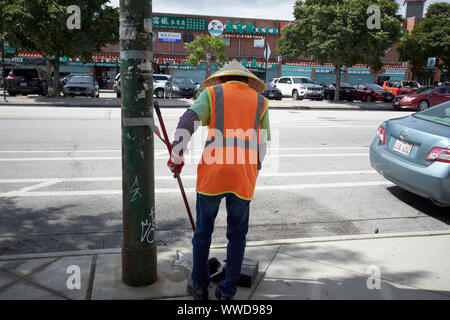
xmin=365 ymin=95 xmax=372 ymax=102
xmin=317 ymin=97 xmax=324 ymax=101
xmin=8 ymin=91 xmax=16 ymax=96
xmin=292 ymin=90 xmax=299 ymax=101
xmin=418 ymin=100 xmax=429 ymax=111
xmin=155 ymin=89 xmax=164 ymax=99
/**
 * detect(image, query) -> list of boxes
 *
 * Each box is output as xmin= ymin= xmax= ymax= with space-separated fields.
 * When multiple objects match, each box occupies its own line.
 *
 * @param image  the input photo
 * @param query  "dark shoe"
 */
xmin=187 ymin=278 xmax=209 ymax=300
xmin=215 ymin=287 xmax=233 ymax=300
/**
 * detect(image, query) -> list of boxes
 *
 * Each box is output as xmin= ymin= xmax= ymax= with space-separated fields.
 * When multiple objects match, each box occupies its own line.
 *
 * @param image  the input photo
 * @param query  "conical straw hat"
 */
xmin=202 ymin=60 xmax=266 ymax=93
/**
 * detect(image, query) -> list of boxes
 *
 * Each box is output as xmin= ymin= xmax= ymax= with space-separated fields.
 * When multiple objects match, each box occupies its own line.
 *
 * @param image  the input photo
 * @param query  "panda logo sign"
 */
xmin=208 ymin=20 xmax=224 ymax=37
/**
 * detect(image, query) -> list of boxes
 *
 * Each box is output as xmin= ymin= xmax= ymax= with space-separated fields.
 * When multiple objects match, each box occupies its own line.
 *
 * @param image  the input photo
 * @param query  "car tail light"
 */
xmin=377 ymin=126 xmax=385 ymax=144
xmin=32 ymin=78 xmax=42 ymax=82
xmin=118 ymin=80 xmax=121 ymax=86
xmin=426 ymin=147 xmax=450 ymax=163
xmin=6 ymin=76 xmax=15 ymax=81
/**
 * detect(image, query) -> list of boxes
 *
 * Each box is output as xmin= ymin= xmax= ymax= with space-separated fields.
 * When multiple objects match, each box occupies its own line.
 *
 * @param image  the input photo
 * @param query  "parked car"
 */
xmin=114 ymin=73 xmax=171 ymax=99
xmin=164 ymin=76 xmax=197 ymax=99
xmin=5 ymin=67 xmax=48 ymax=96
xmin=113 ymin=73 xmax=121 ymax=98
xmin=370 ymin=100 xmax=450 ymax=206
xmin=382 ymin=80 xmax=420 ymax=97
xmin=321 ymin=82 xmax=357 ymax=101
xmin=153 ymin=74 xmax=171 ymax=98
xmin=274 ymin=76 xmax=324 ymax=101
xmin=262 ymin=83 xmax=282 ymax=100
xmin=393 ymin=86 xmax=450 ymax=111
xmin=63 ymin=75 xmax=99 ymax=98
xmin=354 ymin=83 xmax=395 ymax=102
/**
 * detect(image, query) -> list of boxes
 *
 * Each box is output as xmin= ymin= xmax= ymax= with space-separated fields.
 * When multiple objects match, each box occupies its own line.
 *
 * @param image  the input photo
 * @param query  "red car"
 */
xmin=382 ymin=80 xmax=421 ymax=97
xmin=393 ymin=86 xmax=450 ymax=111
xmin=354 ymin=83 xmax=395 ymax=102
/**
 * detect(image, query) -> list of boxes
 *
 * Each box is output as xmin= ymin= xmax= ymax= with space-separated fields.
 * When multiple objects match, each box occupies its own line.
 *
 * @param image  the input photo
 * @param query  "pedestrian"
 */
xmin=167 ymin=60 xmax=271 ymax=300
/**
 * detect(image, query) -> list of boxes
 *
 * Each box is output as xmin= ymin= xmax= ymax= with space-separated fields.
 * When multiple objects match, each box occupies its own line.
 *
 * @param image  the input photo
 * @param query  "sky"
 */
xmin=109 ymin=0 xmax=443 ymax=20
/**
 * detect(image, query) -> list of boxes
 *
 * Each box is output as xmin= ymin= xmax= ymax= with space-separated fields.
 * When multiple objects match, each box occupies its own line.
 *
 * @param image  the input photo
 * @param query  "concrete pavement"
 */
xmin=1 ymin=231 xmax=449 ymax=300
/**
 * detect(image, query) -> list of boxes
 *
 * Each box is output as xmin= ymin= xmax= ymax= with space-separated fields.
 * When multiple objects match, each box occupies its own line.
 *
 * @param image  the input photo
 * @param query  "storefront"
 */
xmin=8 ymin=12 xmax=408 ymax=89
xmin=281 ymin=63 xmax=404 ymax=85
xmin=150 ymin=13 xmax=284 ymax=83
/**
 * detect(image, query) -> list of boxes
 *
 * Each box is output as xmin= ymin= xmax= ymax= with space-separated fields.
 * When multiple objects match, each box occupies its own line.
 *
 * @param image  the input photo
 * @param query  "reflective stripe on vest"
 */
xmin=205 ymin=85 xmax=266 ymax=150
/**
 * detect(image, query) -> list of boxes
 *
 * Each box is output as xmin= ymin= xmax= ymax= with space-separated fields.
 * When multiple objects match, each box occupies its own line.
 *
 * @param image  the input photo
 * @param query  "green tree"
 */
xmin=3 ymin=0 xmax=119 ymax=96
xmin=185 ymin=35 xmax=228 ymax=78
xmin=278 ymin=0 xmax=402 ymax=100
xmin=397 ymin=2 xmax=450 ymax=81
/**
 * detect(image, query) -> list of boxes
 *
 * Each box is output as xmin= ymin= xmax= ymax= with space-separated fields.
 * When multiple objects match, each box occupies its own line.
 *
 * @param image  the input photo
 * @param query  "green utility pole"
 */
xmin=120 ymin=0 xmax=157 ymax=286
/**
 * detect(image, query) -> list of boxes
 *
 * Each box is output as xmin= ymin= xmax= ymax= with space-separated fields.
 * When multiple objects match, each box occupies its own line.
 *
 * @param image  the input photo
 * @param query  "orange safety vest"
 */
xmin=196 ymin=81 xmax=268 ymax=201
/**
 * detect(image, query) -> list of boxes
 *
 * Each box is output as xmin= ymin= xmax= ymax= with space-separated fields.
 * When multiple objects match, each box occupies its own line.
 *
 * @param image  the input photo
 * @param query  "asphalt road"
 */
xmin=0 ymin=106 xmax=449 ymax=255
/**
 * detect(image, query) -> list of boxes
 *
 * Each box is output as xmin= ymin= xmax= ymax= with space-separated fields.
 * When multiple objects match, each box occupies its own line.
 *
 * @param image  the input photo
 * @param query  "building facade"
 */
xmin=11 ymin=7 xmax=444 ymax=88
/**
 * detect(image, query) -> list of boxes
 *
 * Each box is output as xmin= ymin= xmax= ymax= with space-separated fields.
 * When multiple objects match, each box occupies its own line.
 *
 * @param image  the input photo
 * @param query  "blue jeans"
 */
xmin=191 ymin=193 xmax=250 ymax=298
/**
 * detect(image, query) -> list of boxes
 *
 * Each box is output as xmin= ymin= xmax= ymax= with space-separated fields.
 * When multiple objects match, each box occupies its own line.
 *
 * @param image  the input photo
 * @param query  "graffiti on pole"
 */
xmin=140 ymin=208 xmax=156 ymax=244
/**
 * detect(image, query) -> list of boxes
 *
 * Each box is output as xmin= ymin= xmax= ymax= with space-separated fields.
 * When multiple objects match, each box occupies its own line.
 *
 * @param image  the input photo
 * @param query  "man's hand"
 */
xmin=167 ymin=153 xmax=184 ymax=178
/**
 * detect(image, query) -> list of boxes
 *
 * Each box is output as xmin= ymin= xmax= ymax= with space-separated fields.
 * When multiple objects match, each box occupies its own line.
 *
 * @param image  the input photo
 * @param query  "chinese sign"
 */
xmin=426 ymin=57 xmax=436 ymax=69
xmin=385 ymin=69 xmax=406 ymax=75
xmin=240 ymin=58 xmax=275 ymax=69
xmin=348 ymin=69 xmax=371 ymax=75
xmin=158 ymin=32 xmax=181 ymax=43
xmin=224 ymin=21 xmax=279 ymax=35
xmin=2 ymin=42 xmax=14 ymax=54
xmin=153 ymin=15 xmax=207 ymax=31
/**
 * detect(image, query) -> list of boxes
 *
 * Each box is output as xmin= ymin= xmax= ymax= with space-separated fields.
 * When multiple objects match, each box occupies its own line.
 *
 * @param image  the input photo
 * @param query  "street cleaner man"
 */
xmin=167 ymin=60 xmax=271 ymax=300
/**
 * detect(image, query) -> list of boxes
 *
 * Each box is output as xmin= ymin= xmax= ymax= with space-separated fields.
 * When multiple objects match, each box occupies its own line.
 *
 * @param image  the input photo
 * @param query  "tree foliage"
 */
xmin=185 ymin=35 xmax=228 ymax=69
xmin=278 ymin=0 xmax=402 ymax=99
xmin=3 ymin=0 xmax=119 ymax=95
xmin=397 ymin=2 xmax=450 ymax=76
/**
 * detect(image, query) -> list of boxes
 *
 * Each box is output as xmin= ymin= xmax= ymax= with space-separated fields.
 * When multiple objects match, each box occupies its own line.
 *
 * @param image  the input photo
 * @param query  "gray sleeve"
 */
xmin=258 ymin=143 xmax=267 ymax=171
xmin=172 ymin=109 xmax=200 ymax=156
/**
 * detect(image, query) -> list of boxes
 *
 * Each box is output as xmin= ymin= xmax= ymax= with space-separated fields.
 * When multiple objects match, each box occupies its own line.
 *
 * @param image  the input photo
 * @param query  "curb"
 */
xmin=1 ymin=230 xmax=448 ymax=261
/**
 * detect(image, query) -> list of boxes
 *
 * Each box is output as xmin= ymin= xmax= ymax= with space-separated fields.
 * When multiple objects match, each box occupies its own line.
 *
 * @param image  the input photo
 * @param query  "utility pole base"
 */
xmin=122 ymin=246 xmax=157 ymax=287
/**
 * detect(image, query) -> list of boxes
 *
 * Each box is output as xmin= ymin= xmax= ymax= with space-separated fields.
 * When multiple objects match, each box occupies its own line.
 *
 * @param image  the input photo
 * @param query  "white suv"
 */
xmin=275 ymin=76 xmax=324 ymax=101
xmin=113 ymin=73 xmax=170 ymax=98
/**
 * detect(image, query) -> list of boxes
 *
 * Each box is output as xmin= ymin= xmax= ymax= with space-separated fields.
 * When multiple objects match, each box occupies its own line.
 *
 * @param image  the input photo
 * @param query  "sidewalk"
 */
xmin=0 ymin=95 xmax=397 ymax=111
xmin=0 ymin=230 xmax=448 ymax=300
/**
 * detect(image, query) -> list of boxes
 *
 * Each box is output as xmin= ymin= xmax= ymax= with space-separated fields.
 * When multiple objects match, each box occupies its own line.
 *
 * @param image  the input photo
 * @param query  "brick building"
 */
xmin=10 ymin=2 xmax=443 ymax=88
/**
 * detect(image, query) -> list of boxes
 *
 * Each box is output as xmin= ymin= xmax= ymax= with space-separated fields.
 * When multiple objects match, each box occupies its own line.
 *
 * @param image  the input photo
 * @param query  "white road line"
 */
xmin=0 ymin=157 xmax=122 ymax=161
xmin=272 ymin=126 xmax=376 ymax=128
xmin=0 ymin=146 xmax=369 ymax=153
xmin=0 ymin=150 xmax=120 ymax=153
xmin=0 ymin=153 xmax=369 ymax=162
xmin=0 ymin=170 xmax=378 ymax=184
xmin=0 ymin=181 xmax=393 ymax=198
xmin=1 ymin=180 xmax=61 ymax=197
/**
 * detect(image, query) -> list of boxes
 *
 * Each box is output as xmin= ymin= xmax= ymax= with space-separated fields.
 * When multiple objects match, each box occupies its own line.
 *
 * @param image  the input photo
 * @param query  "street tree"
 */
xmin=278 ymin=0 xmax=402 ymax=100
xmin=3 ymin=0 xmax=119 ymax=96
xmin=185 ymin=35 xmax=228 ymax=78
xmin=397 ymin=2 xmax=450 ymax=81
